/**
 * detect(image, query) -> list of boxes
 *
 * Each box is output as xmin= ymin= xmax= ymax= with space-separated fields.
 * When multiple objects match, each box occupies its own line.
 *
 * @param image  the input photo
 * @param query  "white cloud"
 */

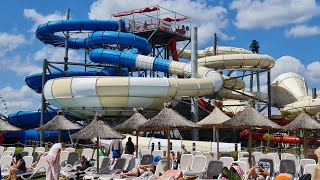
xmin=230 ymin=0 xmax=320 ymax=29
xmin=287 ymin=25 xmax=320 ymax=37
xmin=270 ymin=56 xmax=305 ymax=79
xmin=34 ymin=46 xmax=83 ymax=63
xmin=306 ymin=61 xmax=320 ymax=86
xmin=0 ymin=56 xmax=41 ymax=76
xmin=88 ymin=0 xmax=231 ymax=45
xmin=270 ymin=56 xmax=320 ymax=87
xmin=24 ymin=9 xmax=65 ymax=32
xmin=0 ymin=33 xmax=26 ymax=57
xmin=0 ymin=86 xmax=40 ymax=114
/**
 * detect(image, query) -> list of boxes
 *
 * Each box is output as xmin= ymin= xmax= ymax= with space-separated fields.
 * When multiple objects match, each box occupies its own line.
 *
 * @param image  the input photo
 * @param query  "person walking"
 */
xmin=46 ymin=140 xmax=65 ymax=180
xmin=109 ymin=139 xmax=123 ymax=164
xmin=125 ymin=137 xmax=135 ymax=155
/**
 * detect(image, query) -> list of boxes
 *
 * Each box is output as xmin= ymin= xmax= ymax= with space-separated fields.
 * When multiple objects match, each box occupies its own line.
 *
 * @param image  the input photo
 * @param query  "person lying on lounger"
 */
xmin=118 ymin=164 xmax=155 ymax=178
xmin=71 ymin=156 xmax=92 ymax=171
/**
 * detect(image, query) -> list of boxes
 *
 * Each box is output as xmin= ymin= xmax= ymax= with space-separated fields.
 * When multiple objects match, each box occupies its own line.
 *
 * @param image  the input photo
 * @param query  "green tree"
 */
xmin=263 ymin=133 xmax=275 ymax=152
xmin=249 ymin=40 xmax=260 ymax=54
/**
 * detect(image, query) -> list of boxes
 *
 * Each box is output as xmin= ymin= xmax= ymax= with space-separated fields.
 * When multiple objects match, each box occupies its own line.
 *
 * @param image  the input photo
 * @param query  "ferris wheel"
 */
xmin=0 ymin=96 xmax=8 ymax=118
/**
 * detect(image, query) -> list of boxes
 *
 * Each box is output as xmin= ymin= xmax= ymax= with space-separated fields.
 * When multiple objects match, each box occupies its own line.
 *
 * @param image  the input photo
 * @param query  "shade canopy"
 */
xmin=0 ymin=118 xmax=21 ymax=132
xmin=140 ymin=104 xmax=197 ymax=131
xmin=221 ymin=106 xmax=281 ymax=129
xmin=35 ymin=111 xmax=82 ymax=131
xmin=284 ymin=112 xmax=320 ymax=131
xmin=197 ymin=107 xmax=230 ymax=128
xmin=163 ymin=17 xmax=188 ymax=22
xmin=114 ymin=109 xmax=148 ymax=133
xmin=71 ymin=113 xmax=125 ymax=140
xmin=112 ymin=6 xmax=159 ymax=17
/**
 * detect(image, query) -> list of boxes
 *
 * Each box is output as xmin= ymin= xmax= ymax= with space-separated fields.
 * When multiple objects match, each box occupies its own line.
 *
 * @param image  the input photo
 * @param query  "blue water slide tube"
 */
xmin=25 ymin=68 xmax=128 ymax=93
xmin=36 ymin=20 xmax=124 ymax=49
xmin=90 ymin=49 xmax=172 ymax=73
xmin=7 ymin=109 xmax=84 ymax=129
xmin=35 ymin=20 xmax=151 ymax=55
xmin=3 ymin=129 xmax=73 ymax=145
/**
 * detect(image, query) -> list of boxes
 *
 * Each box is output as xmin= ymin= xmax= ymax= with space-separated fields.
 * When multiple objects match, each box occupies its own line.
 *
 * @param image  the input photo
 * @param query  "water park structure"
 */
xmin=2 ymin=6 xmax=320 ymax=149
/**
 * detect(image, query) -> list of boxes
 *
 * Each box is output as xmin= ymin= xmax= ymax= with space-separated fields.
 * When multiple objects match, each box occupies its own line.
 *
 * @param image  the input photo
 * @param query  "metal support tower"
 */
xmin=64 ymin=8 xmax=70 ymax=71
xmin=191 ymin=27 xmax=199 ymax=141
xmin=40 ymin=59 xmax=47 ymax=145
xmin=267 ymin=70 xmax=272 ymax=118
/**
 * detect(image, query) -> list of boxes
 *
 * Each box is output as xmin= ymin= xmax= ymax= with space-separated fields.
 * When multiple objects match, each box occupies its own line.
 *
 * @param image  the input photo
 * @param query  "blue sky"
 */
xmin=0 ymin=0 xmax=319 ymax=115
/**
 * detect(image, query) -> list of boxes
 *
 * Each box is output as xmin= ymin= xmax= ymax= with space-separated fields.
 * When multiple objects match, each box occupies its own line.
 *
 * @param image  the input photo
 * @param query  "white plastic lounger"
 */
xmin=19 ymin=156 xmax=47 ymax=180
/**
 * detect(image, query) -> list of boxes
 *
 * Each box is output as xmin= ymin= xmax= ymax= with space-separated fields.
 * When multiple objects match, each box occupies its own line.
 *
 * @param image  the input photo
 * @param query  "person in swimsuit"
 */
xmin=118 ymin=164 xmax=155 ymax=178
xmin=7 ymin=153 xmax=26 ymax=180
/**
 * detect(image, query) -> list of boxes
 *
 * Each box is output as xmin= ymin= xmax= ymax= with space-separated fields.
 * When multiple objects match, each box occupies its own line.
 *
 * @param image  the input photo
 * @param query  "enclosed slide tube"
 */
xmin=177 ymin=46 xmax=253 ymax=59
xmin=4 ymin=109 xmax=77 ymax=143
xmin=26 ymin=67 xmax=128 ymax=93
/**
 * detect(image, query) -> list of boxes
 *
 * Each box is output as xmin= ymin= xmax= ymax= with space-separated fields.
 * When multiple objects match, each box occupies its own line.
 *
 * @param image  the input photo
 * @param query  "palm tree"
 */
xmin=249 ymin=40 xmax=260 ymax=54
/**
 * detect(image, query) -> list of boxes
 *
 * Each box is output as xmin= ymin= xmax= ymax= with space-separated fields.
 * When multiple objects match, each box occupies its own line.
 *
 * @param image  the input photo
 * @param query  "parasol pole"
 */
xmin=167 ymin=127 xmax=171 ymax=170
xmin=216 ymin=127 xmax=220 ymax=159
xmin=96 ymin=137 xmax=100 ymax=172
xmin=58 ymin=130 xmax=61 ymax=142
xmin=136 ymin=130 xmax=139 ymax=158
xmin=303 ymin=129 xmax=307 ymax=158
xmin=249 ymin=126 xmax=253 ymax=168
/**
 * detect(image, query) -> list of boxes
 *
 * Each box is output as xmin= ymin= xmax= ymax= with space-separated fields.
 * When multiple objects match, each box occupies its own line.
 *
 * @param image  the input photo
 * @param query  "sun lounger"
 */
xmin=197 ymin=160 xmax=223 ymax=180
xmin=179 ymin=154 xmax=193 ymax=172
xmin=82 ymin=148 xmax=94 ymax=160
xmin=23 ymin=147 xmax=33 ymax=156
xmin=18 ymin=156 xmax=47 ymax=180
xmin=1 ymin=155 xmax=13 ymax=177
xmin=23 ymin=156 xmax=33 ymax=169
xmin=84 ymin=157 xmax=126 ymax=180
xmin=34 ymin=147 xmax=45 ymax=154
xmin=183 ymin=155 xmax=206 ymax=177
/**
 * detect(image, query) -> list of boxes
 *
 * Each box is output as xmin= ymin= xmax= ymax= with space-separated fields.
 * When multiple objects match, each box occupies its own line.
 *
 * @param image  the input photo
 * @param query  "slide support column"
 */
xmin=40 ymin=59 xmax=47 ymax=146
xmin=64 ymin=8 xmax=70 ymax=71
xmin=191 ymin=27 xmax=199 ymax=141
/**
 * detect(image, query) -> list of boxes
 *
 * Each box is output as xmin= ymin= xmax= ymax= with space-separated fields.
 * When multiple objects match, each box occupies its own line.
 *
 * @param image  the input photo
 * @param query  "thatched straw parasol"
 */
xmin=114 ymin=108 xmax=147 ymax=157
xmin=140 ymin=102 xmax=198 ymax=169
xmin=35 ymin=110 xmax=82 ymax=142
xmin=284 ymin=112 xmax=320 ymax=157
xmin=197 ymin=100 xmax=230 ymax=159
xmin=71 ymin=113 xmax=125 ymax=171
xmin=0 ymin=117 xmax=21 ymax=132
xmin=221 ymin=100 xmax=281 ymax=167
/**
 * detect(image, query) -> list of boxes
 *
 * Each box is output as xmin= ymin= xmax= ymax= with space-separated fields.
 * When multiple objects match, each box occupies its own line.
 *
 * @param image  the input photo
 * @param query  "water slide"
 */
xmin=35 ymin=20 xmax=277 ymax=117
xmin=250 ymin=133 xmax=320 ymax=145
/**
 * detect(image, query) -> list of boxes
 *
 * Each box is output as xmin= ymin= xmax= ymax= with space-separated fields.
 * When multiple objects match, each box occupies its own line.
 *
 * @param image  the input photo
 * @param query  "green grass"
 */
xmin=32 ymin=176 xmax=46 ymax=180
